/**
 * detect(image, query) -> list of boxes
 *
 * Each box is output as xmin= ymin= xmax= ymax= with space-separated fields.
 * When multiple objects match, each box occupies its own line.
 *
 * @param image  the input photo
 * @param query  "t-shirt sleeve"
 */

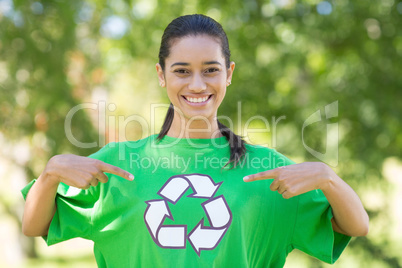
xmin=20 ymin=143 xmax=115 ymax=246
xmin=291 ymin=189 xmax=351 ymax=264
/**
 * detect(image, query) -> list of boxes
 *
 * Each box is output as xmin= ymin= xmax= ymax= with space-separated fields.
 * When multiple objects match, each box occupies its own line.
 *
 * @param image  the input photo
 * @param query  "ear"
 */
xmin=156 ymin=63 xmax=166 ymax=87
xmin=226 ymin=61 xmax=235 ymax=86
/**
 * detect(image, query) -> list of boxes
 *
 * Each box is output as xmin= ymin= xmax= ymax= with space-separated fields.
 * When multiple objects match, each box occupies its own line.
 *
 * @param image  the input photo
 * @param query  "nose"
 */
xmin=188 ymin=73 xmax=206 ymax=92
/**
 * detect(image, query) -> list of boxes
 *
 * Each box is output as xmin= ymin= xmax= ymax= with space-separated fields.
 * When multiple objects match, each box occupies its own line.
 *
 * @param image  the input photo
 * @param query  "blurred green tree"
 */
xmin=0 ymin=0 xmax=401 ymax=266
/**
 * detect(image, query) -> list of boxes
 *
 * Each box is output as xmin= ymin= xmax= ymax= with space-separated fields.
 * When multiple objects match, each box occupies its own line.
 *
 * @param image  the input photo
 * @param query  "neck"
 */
xmin=166 ymin=111 xmax=223 ymax=139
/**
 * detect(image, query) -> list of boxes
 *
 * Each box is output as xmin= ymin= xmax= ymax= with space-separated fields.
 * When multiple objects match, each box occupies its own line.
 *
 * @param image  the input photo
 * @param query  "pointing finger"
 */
xmin=243 ymin=168 xmax=280 ymax=182
xmin=97 ymin=161 xmax=134 ymax=181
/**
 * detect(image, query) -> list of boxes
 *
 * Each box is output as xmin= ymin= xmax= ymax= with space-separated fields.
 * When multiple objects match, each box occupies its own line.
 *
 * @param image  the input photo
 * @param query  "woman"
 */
xmin=22 ymin=14 xmax=368 ymax=267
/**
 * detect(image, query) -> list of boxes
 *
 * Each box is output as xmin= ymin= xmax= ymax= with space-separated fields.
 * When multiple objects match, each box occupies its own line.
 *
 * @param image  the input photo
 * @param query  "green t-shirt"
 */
xmin=21 ymin=134 xmax=350 ymax=267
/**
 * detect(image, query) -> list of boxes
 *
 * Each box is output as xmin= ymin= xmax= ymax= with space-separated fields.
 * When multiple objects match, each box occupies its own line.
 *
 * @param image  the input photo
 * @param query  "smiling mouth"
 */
xmin=182 ymin=95 xmax=213 ymax=104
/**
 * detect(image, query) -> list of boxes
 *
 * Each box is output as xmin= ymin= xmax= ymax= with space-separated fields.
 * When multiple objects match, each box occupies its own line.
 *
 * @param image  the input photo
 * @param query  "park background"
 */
xmin=0 ymin=0 xmax=401 ymax=267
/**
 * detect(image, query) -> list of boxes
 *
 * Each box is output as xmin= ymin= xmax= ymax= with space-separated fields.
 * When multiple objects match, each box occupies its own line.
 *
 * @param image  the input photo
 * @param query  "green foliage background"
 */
xmin=0 ymin=0 xmax=401 ymax=267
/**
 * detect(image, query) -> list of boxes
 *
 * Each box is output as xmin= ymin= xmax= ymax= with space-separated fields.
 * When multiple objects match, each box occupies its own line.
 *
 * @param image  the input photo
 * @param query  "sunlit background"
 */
xmin=0 ymin=0 xmax=401 ymax=267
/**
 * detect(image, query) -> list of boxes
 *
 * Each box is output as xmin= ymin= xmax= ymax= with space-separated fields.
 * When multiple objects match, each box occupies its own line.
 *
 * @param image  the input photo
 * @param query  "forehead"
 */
xmin=167 ymin=35 xmax=224 ymax=63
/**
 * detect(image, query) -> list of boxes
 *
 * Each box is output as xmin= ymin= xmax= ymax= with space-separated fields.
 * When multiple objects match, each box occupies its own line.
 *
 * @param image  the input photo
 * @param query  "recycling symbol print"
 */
xmin=144 ymin=173 xmax=232 ymax=256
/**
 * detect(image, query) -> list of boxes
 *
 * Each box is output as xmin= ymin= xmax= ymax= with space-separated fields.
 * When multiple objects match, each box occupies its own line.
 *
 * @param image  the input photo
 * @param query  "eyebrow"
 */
xmin=170 ymin=61 xmax=222 ymax=68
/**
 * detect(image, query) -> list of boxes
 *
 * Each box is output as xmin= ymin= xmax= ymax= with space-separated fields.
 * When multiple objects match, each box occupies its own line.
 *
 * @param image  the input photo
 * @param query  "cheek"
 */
xmin=166 ymin=89 xmax=180 ymax=104
xmin=206 ymin=75 xmax=226 ymax=89
xmin=215 ymin=77 xmax=227 ymax=92
xmin=215 ymin=88 xmax=227 ymax=104
xmin=165 ymin=75 xmax=185 ymax=90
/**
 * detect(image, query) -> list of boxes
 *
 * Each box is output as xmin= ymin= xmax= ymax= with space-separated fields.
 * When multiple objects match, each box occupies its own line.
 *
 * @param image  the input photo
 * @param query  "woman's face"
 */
xmin=156 ymin=35 xmax=235 ymax=122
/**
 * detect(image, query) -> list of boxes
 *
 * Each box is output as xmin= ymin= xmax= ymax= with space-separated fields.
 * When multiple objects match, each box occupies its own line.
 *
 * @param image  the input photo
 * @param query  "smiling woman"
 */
xmin=158 ymin=36 xmax=231 ymax=118
xmin=155 ymin=15 xmax=245 ymax=167
xmin=21 ymin=14 xmax=368 ymax=268
xmin=157 ymin=35 xmax=234 ymax=134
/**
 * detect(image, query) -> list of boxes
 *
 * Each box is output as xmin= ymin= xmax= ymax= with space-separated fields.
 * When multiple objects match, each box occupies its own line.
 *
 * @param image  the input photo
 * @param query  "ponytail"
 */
xmin=157 ymin=103 xmax=247 ymax=168
xmin=216 ymin=120 xmax=247 ymax=168
xmin=157 ymin=103 xmax=175 ymax=140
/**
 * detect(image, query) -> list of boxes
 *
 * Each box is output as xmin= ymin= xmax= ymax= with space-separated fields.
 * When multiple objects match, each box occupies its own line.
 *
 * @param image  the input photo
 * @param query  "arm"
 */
xmin=320 ymin=165 xmax=369 ymax=236
xmin=22 ymin=154 xmax=134 ymax=237
xmin=22 ymin=171 xmax=59 ymax=237
xmin=243 ymin=162 xmax=369 ymax=237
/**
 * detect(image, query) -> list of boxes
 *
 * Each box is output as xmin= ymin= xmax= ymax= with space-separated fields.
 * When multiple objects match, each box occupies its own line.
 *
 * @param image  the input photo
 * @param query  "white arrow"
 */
xmin=188 ymin=220 xmax=227 ymax=256
xmin=203 ymin=196 xmax=231 ymax=228
xmin=158 ymin=226 xmax=186 ymax=248
xmin=159 ymin=176 xmax=189 ymax=203
xmin=185 ymin=174 xmax=221 ymax=198
xmin=144 ymin=200 xmax=172 ymax=238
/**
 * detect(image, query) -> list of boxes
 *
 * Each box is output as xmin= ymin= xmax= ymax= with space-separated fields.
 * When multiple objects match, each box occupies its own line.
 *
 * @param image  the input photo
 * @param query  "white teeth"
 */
xmin=186 ymin=96 xmax=209 ymax=103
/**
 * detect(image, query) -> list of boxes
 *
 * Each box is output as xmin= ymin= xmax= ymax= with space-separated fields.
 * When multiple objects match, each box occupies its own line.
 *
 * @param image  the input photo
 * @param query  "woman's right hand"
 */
xmin=22 ymin=154 xmax=134 ymax=236
xmin=43 ymin=154 xmax=134 ymax=189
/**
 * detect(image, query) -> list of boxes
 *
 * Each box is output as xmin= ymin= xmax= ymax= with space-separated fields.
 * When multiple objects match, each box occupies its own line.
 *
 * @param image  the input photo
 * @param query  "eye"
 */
xmin=174 ymin=69 xmax=189 ymax=74
xmin=205 ymin=67 xmax=219 ymax=73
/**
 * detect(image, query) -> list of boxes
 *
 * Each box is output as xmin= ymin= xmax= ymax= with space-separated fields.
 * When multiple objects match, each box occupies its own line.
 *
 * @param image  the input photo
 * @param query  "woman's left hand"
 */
xmin=243 ymin=162 xmax=332 ymax=199
xmin=244 ymin=161 xmax=369 ymax=236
